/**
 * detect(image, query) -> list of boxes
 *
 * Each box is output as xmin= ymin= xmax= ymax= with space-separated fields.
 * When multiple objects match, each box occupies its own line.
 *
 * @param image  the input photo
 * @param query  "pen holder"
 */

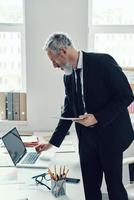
xmin=51 ymin=179 xmax=66 ymax=198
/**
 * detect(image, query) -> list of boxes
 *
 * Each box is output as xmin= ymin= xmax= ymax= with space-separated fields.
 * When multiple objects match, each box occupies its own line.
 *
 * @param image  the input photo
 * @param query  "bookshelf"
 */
xmin=0 ymin=92 xmax=27 ymax=121
xmin=0 ymin=120 xmax=28 ymax=125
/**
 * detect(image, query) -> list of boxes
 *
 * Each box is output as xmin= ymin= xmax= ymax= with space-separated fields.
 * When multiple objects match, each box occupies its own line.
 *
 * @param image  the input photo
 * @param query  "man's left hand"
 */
xmin=73 ymin=113 xmax=98 ymax=127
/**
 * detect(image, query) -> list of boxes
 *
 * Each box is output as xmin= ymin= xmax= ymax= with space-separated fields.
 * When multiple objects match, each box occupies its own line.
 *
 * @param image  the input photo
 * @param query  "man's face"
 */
xmin=47 ymin=49 xmax=71 ymax=70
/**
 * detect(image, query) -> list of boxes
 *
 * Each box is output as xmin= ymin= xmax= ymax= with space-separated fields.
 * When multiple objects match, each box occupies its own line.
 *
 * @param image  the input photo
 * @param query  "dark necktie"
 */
xmin=75 ymin=69 xmax=85 ymax=116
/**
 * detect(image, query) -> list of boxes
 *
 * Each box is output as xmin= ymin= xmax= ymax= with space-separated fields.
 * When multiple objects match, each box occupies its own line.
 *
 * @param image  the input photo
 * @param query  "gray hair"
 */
xmin=44 ymin=33 xmax=73 ymax=55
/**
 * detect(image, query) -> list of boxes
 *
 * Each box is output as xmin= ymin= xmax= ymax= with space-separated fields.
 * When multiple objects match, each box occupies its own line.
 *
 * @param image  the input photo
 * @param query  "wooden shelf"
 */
xmin=0 ymin=120 xmax=28 ymax=125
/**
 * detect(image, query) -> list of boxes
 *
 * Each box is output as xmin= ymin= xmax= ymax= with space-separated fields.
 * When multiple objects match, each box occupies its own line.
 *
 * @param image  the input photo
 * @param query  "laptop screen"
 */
xmin=2 ymin=127 xmax=26 ymax=165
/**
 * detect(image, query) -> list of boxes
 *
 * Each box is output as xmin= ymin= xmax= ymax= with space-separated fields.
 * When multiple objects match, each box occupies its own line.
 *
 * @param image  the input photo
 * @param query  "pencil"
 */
xmin=65 ymin=169 xmax=69 ymax=178
xmin=54 ymin=165 xmax=57 ymax=180
xmin=54 ymin=165 xmax=56 ymax=176
xmin=59 ymin=166 xmax=62 ymax=179
xmin=63 ymin=165 xmax=65 ymax=175
xmin=48 ymin=168 xmax=56 ymax=181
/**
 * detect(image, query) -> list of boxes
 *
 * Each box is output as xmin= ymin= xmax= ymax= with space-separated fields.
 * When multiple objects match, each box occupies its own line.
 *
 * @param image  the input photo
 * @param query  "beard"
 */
xmin=62 ymin=62 xmax=73 ymax=75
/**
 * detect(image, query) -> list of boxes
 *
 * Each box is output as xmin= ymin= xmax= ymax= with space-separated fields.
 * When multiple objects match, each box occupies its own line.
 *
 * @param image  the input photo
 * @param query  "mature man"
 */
xmin=36 ymin=33 xmax=134 ymax=200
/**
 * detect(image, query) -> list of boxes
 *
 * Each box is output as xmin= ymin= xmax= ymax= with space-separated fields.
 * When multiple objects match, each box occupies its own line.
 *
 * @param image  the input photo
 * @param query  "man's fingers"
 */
xmin=79 ymin=113 xmax=91 ymax=119
xmin=35 ymin=145 xmax=40 ymax=151
xmin=79 ymin=115 xmax=87 ymax=119
xmin=35 ymin=144 xmax=44 ymax=153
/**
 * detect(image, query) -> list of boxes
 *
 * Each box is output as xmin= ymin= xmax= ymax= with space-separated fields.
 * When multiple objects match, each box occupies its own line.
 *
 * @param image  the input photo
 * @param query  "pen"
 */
xmin=56 ymin=174 xmax=59 ymax=181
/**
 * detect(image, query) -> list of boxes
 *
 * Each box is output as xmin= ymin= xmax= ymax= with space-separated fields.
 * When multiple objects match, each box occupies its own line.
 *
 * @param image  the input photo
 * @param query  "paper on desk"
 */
xmin=21 ymin=136 xmax=38 ymax=143
xmin=62 ymin=135 xmax=73 ymax=145
xmin=42 ymin=134 xmax=73 ymax=146
xmin=21 ymin=136 xmax=39 ymax=147
xmin=0 ymin=168 xmax=25 ymax=184
xmin=19 ymin=131 xmax=33 ymax=136
xmin=0 ymin=184 xmax=28 ymax=200
xmin=57 ymin=145 xmax=75 ymax=153
xmin=39 ymin=147 xmax=57 ymax=161
xmin=0 ymin=153 xmax=14 ymax=167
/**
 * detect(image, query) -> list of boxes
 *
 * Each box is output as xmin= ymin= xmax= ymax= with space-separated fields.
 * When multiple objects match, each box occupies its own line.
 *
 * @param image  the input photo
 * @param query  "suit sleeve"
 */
xmin=49 ymin=75 xmax=73 ymax=147
xmin=94 ymin=54 xmax=134 ymax=128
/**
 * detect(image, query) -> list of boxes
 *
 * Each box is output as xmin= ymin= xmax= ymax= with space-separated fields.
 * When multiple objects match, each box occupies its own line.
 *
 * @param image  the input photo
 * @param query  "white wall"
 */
xmin=24 ymin=0 xmax=88 ymax=131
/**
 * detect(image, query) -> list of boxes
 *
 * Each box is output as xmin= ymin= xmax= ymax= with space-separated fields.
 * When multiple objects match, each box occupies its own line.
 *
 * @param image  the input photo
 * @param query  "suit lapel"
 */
xmin=83 ymin=52 xmax=89 ymax=108
xmin=70 ymin=52 xmax=90 ymax=116
xmin=71 ymin=72 xmax=78 ymax=117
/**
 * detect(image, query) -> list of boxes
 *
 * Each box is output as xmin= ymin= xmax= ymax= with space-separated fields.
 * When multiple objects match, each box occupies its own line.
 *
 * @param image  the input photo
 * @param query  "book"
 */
xmin=13 ymin=92 xmax=20 ymax=120
xmin=7 ymin=92 xmax=13 ymax=120
xmin=0 ymin=92 xmax=6 ymax=120
xmin=20 ymin=93 xmax=27 ymax=121
xmin=19 ymin=131 xmax=33 ymax=136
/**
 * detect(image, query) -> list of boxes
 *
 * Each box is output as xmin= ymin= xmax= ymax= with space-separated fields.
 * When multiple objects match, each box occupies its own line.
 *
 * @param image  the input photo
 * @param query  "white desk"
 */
xmin=0 ymin=133 xmax=85 ymax=200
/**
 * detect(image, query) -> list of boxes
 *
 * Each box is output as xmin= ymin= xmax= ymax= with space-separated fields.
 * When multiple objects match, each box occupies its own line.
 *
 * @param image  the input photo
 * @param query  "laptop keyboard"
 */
xmin=21 ymin=152 xmax=39 ymax=164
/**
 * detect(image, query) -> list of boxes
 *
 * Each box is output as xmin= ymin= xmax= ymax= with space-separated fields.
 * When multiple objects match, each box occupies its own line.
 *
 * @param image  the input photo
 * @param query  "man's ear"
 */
xmin=60 ymin=47 xmax=67 ymax=55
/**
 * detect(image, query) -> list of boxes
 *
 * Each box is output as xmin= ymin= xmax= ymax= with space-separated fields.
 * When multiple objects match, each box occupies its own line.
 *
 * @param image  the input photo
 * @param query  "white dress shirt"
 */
xmin=74 ymin=51 xmax=86 ymax=113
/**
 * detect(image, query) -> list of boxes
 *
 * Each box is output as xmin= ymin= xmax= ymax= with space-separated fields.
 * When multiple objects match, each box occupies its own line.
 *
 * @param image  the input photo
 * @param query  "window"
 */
xmin=88 ymin=0 xmax=134 ymax=68
xmin=92 ymin=0 xmax=134 ymax=25
xmin=88 ymin=0 xmax=134 ymax=114
xmin=94 ymin=34 xmax=134 ymax=67
xmin=0 ymin=0 xmax=26 ymax=92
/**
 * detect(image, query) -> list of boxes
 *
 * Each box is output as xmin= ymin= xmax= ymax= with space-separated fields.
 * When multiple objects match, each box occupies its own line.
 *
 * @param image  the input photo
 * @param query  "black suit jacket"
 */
xmin=49 ymin=52 xmax=134 ymax=152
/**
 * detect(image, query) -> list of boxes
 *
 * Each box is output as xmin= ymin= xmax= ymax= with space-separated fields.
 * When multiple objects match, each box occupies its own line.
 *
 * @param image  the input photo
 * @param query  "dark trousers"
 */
xmin=79 ymin=128 xmax=128 ymax=200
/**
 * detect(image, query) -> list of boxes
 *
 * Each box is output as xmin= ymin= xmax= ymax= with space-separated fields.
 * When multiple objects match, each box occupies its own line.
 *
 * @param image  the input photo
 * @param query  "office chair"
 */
xmin=123 ymin=157 xmax=134 ymax=200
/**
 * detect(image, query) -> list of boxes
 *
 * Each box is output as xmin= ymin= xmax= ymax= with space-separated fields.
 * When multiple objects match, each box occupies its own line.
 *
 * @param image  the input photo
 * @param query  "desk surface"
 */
xmin=0 ymin=133 xmax=85 ymax=200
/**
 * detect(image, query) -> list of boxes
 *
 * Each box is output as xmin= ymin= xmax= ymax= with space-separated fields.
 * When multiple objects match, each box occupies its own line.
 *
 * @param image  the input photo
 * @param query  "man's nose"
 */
xmin=53 ymin=62 xmax=60 ymax=68
xmin=53 ymin=63 xmax=57 ymax=68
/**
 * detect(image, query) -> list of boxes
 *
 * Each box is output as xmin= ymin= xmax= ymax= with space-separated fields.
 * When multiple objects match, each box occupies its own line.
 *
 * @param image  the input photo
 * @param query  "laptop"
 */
xmin=2 ymin=127 xmax=56 ymax=168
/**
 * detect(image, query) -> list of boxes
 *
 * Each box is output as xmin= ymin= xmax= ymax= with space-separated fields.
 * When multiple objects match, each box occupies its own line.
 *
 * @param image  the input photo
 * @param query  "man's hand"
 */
xmin=73 ymin=113 xmax=98 ymax=127
xmin=35 ymin=143 xmax=53 ymax=153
